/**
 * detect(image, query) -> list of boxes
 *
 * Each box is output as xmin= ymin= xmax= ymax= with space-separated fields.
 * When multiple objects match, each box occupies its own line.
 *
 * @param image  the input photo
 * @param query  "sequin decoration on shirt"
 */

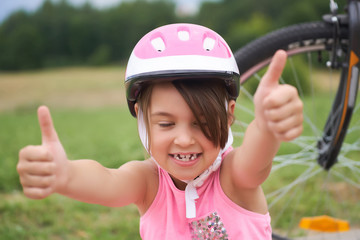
xmin=190 ymin=212 xmax=229 ymax=240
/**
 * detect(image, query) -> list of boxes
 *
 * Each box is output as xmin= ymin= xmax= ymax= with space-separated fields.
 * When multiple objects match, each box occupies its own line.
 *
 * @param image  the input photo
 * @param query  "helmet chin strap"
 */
xmin=137 ymin=108 xmax=233 ymax=218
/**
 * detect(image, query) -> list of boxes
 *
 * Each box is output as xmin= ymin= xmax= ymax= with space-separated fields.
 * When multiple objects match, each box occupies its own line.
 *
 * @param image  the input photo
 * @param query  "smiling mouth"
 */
xmin=170 ymin=153 xmax=201 ymax=162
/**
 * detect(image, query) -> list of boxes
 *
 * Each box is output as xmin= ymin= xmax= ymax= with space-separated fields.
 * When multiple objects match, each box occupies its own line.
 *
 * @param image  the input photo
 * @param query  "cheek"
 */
xmin=150 ymin=131 xmax=170 ymax=151
xmin=199 ymin=139 xmax=218 ymax=158
xmin=198 ymin=134 xmax=215 ymax=150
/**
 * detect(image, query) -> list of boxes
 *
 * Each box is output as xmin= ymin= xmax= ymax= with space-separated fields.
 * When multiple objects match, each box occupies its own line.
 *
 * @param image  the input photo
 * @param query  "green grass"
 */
xmin=0 ymin=106 xmax=143 ymax=192
xmin=1 ymin=67 xmax=360 ymax=238
xmin=0 ymin=67 xmax=144 ymax=239
xmin=0 ymin=106 xmax=143 ymax=239
xmin=0 ymin=193 xmax=141 ymax=240
xmin=234 ymin=86 xmax=360 ymax=236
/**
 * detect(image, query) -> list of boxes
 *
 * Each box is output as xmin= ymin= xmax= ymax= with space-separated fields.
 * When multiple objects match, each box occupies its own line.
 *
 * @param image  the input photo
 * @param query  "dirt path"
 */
xmin=0 ymin=66 xmax=126 ymax=112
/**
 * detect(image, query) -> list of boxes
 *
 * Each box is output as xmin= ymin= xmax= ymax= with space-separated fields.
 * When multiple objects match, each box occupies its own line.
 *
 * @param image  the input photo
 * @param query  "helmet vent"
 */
xmin=151 ymin=37 xmax=166 ymax=52
xmin=178 ymin=30 xmax=190 ymax=41
xmin=203 ymin=37 xmax=215 ymax=51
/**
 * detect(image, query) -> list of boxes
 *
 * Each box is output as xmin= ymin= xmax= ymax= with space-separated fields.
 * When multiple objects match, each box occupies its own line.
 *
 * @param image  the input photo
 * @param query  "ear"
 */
xmin=134 ymin=103 xmax=139 ymax=117
xmin=227 ymin=100 xmax=236 ymax=126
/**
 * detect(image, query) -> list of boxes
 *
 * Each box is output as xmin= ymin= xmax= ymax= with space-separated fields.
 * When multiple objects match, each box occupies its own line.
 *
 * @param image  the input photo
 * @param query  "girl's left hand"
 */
xmin=253 ymin=50 xmax=303 ymax=142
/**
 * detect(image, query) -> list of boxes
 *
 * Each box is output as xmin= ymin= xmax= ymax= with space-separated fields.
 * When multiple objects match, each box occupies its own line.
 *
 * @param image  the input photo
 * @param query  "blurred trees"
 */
xmin=0 ymin=0 xmax=176 ymax=70
xmin=0 ymin=0 xmax=347 ymax=70
xmin=196 ymin=0 xmax=346 ymax=51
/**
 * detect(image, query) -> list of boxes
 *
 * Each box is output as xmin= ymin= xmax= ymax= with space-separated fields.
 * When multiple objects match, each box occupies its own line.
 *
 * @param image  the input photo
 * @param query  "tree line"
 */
xmin=0 ymin=0 xmax=346 ymax=70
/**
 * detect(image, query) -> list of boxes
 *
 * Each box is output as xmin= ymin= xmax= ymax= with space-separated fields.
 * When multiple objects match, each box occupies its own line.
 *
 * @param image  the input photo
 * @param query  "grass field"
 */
xmin=236 ymin=72 xmax=360 ymax=236
xmin=1 ymin=66 xmax=359 ymax=239
xmin=0 ymin=67 xmax=143 ymax=239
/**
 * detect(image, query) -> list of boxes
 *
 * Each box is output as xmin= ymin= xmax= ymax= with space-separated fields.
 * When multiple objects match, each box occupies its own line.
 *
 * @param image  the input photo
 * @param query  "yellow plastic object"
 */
xmin=299 ymin=215 xmax=350 ymax=232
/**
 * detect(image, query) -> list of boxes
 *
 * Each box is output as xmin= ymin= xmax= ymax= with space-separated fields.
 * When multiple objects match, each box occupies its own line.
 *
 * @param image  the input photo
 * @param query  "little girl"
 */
xmin=17 ymin=23 xmax=303 ymax=239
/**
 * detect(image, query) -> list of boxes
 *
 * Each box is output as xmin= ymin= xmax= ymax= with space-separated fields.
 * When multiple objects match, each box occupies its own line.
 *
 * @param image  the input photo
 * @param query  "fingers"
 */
xmin=267 ymin=114 xmax=303 ymax=141
xmin=264 ymin=86 xmax=303 ymax=121
xmin=259 ymin=50 xmax=287 ymax=88
xmin=263 ymin=85 xmax=303 ymax=142
xmin=20 ymin=174 xmax=55 ymax=188
xmin=254 ymin=50 xmax=303 ymax=142
xmin=19 ymin=145 xmax=53 ymax=162
xmin=17 ymin=145 xmax=55 ymax=199
xmin=38 ymin=106 xmax=59 ymax=145
xmin=272 ymin=126 xmax=303 ymax=142
xmin=23 ymin=187 xmax=53 ymax=200
xmin=18 ymin=106 xmax=67 ymax=199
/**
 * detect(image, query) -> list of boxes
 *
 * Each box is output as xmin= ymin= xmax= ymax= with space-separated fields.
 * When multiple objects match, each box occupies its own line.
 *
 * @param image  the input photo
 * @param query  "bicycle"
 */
xmin=233 ymin=0 xmax=360 ymax=239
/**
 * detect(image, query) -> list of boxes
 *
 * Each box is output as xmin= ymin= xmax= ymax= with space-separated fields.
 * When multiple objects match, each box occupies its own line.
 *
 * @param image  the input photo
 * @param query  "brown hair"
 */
xmin=137 ymin=79 xmax=233 ymax=149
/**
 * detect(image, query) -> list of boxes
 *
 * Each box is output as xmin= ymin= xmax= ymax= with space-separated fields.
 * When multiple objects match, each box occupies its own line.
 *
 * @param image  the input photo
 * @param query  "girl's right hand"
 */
xmin=17 ymin=106 xmax=69 ymax=199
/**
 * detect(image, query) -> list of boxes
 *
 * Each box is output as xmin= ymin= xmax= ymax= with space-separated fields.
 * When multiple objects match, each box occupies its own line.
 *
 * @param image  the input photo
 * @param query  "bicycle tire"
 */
xmin=235 ymin=21 xmax=348 ymax=79
xmin=233 ymin=21 xmax=360 ymax=239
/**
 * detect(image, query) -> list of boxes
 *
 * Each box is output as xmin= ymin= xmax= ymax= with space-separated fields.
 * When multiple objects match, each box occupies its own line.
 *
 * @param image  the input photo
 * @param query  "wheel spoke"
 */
xmin=233 ymin=20 xmax=359 ymax=238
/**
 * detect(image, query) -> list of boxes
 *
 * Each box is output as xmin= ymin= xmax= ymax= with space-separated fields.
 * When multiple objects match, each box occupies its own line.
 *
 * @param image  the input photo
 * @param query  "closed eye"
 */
xmin=159 ymin=122 xmax=175 ymax=128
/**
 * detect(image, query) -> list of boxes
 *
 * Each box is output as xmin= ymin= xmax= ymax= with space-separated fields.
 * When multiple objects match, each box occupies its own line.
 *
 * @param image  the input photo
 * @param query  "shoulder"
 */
xmin=120 ymin=158 xmax=157 ymax=175
xmin=120 ymin=158 xmax=159 ymax=189
xmin=121 ymin=159 xmax=159 ymax=215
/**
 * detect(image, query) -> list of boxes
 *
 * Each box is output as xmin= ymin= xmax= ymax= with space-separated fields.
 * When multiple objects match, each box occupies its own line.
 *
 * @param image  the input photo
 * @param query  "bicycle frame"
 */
xmin=317 ymin=0 xmax=360 ymax=170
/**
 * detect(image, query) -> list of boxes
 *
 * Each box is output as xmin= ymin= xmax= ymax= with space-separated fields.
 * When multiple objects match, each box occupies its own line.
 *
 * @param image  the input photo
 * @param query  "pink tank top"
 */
xmin=140 ymin=163 xmax=272 ymax=239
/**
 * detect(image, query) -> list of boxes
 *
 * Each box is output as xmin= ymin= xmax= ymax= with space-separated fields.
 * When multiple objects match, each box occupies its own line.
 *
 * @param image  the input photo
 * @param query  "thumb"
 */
xmin=259 ymin=50 xmax=287 ymax=89
xmin=38 ymin=106 xmax=59 ymax=145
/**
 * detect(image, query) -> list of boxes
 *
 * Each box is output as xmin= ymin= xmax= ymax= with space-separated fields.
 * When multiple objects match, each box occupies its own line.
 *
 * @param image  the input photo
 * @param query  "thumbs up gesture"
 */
xmin=254 ymin=50 xmax=303 ymax=142
xmin=17 ymin=106 xmax=69 ymax=199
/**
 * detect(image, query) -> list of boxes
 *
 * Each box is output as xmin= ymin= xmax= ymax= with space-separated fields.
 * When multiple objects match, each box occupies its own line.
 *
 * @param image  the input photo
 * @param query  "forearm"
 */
xmin=233 ymin=120 xmax=280 ymax=187
xmin=57 ymin=160 xmax=124 ymax=206
xmin=56 ymin=159 xmax=146 ymax=207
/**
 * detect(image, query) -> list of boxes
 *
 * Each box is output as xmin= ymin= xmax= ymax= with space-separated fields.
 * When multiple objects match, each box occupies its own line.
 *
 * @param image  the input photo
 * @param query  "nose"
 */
xmin=174 ymin=125 xmax=195 ymax=147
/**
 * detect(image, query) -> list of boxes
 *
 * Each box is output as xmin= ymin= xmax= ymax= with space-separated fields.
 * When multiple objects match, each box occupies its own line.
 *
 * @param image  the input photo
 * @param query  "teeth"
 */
xmin=174 ymin=154 xmax=198 ymax=162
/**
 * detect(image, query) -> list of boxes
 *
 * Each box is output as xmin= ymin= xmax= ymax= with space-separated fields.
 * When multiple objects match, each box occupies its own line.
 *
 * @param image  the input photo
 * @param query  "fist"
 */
xmin=17 ymin=106 xmax=68 ymax=199
xmin=254 ymin=50 xmax=303 ymax=141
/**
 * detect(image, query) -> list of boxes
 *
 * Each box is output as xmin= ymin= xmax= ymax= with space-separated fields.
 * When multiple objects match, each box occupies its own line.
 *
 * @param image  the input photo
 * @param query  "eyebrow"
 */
xmin=150 ymin=111 xmax=174 ymax=118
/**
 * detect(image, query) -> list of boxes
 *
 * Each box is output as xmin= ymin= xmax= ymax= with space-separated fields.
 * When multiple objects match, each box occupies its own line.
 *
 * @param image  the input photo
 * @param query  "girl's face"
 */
xmin=148 ymin=82 xmax=221 ymax=183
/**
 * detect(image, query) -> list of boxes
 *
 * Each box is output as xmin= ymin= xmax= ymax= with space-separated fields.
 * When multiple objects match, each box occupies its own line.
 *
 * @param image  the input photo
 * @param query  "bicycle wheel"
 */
xmin=233 ymin=21 xmax=360 ymax=239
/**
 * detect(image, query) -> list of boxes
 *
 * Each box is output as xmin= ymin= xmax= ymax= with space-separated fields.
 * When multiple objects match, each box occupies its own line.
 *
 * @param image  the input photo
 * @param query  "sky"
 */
xmin=0 ymin=0 xmax=217 ymax=23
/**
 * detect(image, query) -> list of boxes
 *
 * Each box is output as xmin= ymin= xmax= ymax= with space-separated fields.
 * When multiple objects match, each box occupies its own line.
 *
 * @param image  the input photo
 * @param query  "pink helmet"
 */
xmin=125 ymin=23 xmax=240 ymax=117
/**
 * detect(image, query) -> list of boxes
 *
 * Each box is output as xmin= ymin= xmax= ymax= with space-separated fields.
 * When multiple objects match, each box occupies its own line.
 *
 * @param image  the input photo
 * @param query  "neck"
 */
xmin=170 ymin=174 xmax=188 ymax=190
